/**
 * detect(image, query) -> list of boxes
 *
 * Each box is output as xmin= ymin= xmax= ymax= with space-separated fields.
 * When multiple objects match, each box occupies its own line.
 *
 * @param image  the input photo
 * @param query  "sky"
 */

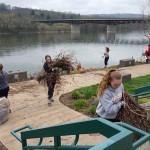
xmin=0 ymin=0 xmax=149 ymax=15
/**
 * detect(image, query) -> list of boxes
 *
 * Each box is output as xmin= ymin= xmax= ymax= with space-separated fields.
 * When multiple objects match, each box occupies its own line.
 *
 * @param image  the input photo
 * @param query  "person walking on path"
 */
xmin=0 ymin=64 xmax=9 ymax=98
xmin=102 ymin=47 xmax=110 ymax=68
xmin=43 ymin=55 xmax=56 ymax=105
xmin=96 ymin=69 xmax=125 ymax=122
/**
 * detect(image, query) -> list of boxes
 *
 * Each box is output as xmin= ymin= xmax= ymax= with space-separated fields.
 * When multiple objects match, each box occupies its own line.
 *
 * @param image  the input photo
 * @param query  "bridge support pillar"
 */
xmin=71 ymin=24 xmax=80 ymax=33
xmin=107 ymin=25 xmax=117 ymax=33
xmin=71 ymin=32 xmax=80 ymax=40
xmin=106 ymin=32 xmax=116 ymax=43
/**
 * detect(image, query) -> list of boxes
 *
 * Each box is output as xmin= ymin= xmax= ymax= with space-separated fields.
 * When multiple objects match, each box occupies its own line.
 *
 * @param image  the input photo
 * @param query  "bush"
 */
xmin=80 ymin=85 xmax=98 ymax=99
xmin=71 ymin=90 xmax=80 ymax=99
xmin=74 ymin=99 xmax=86 ymax=110
xmin=88 ymin=106 xmax=96 ymax=115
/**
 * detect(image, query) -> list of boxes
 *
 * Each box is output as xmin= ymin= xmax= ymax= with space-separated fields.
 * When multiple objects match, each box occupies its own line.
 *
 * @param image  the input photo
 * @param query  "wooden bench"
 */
xmin=130 ymin=85 xmax=150 ymax=100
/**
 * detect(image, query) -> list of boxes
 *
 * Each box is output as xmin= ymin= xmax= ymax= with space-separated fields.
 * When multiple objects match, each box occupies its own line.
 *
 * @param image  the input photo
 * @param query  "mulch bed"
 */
xmin=59 ymin=92 xmax=97 ymax=118
xmin=60 ymin=92 xmax=150 ymax=144
xmin=60 ymin=92 xmax=150 ymax=135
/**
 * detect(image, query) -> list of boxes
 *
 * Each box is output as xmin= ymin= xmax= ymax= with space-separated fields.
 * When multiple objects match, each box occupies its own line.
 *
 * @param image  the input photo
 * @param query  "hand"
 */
xmin=52 ymin=67 xmax=59 ymax=71
xmin=121 ymin=101 xmax=125 ymax=108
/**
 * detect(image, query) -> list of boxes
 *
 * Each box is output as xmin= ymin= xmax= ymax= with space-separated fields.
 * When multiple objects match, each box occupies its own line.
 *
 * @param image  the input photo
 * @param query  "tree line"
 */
xmin=0 ymin=3 xmax=81 ymax=33
xmin=0 ymin=3 xmax=149 ymax=37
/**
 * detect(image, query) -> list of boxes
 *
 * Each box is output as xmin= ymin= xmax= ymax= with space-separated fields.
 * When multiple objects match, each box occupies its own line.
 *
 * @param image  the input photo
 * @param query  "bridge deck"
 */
xmin=36 ymin=18 xmax=150 ymax=25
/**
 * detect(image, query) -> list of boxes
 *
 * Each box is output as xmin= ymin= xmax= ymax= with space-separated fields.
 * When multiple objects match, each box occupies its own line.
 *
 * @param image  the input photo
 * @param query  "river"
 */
xmin=0 ymin=29 xmax=148 ymax=76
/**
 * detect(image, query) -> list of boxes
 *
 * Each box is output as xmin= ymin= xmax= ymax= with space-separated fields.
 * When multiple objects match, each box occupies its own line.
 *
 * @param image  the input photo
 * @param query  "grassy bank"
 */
xmin=70 ymin=75 xmax=150 ymax=115
xmin=73 ymin=74 xmax=150 ymax=98
xmin=123 ymin=75 xmax=150 ymax=94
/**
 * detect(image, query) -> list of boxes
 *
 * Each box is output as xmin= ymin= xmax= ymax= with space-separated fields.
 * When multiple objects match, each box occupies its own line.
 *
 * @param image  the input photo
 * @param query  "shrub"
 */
xmin=88 ymin=106 xmax=96 ymax=115
xmin=80 ymin=85 xmax=97 ymax=99
xmin=74 ymin=99 xmax=86 ymax=110
xmin=71 ymin=90 xmax=80 ymax=99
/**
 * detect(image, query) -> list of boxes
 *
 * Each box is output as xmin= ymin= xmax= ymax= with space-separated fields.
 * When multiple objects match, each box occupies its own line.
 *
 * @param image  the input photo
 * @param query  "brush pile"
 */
xmin=52 ymin=51 xmax=77 ymax=73
xmin=117 ymin=92 xmax=150 ymax=140
xmin=36 ymin=51 xmax=77 ymax=86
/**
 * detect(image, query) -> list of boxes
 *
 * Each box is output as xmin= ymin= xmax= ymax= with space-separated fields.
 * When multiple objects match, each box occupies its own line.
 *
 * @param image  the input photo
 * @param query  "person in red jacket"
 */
xmin=144 ymin=44 xmax=150 ymax=58
xmin=143 ymin=44 xmax=150 ymax=63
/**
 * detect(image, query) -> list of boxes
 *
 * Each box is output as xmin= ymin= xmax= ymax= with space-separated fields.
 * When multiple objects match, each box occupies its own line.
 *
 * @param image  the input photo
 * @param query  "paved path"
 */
xmin=0 ymin=64 xmax=150 ymax=150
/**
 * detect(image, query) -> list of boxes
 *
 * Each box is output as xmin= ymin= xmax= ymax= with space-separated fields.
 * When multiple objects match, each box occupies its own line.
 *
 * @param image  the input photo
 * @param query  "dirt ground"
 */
xmin=0 ymin=70 xmax=106 ymax=150
xmin=60 ymin=92 xmax=98 ymax=118
xmin=1 ymin=64 xmax=150 ymax=150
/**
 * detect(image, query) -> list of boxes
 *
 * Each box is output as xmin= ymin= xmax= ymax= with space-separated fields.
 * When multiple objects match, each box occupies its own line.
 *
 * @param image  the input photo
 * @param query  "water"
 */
xmin=0 ymin=30 xmax=148 ymax=76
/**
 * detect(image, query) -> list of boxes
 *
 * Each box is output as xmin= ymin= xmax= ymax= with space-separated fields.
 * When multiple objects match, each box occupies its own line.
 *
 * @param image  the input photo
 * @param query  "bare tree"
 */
xmin=141 ymin=0 xmax=150 ymax=43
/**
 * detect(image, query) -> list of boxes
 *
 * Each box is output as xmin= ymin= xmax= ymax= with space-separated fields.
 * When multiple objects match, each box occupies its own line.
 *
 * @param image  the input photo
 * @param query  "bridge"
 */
xmin=36 ymin=18 xmax=148 ymax=25
xmin=36 ymin=18 xmax=150 ymax=33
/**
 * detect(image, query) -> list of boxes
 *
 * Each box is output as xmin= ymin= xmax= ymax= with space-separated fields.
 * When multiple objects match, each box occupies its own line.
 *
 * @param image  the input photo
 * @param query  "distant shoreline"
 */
xmin=0 ymin=30 xmax=71 ymax=35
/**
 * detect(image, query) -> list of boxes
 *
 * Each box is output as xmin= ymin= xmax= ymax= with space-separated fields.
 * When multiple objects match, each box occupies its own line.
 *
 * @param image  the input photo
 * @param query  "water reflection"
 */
xmin=0 ymin=30 xmax=148 ymax=75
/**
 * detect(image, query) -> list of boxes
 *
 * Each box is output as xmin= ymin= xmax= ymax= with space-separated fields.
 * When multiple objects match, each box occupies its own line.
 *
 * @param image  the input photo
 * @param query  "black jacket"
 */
xmin=43 ymin=62 xmax=52 ymax=73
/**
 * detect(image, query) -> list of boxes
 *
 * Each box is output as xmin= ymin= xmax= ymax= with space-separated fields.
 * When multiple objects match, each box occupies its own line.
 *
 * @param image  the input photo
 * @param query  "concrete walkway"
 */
xmin=0 ymin=64 xmax=150 ymax=150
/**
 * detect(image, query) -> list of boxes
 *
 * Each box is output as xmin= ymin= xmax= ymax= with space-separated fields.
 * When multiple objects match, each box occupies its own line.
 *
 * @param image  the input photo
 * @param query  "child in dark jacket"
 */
xmin=43 ymin=55 xmax=56 ymax=105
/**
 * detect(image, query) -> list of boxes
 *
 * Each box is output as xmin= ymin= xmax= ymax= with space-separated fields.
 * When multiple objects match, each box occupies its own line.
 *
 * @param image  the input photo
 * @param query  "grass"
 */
xmin=124 ymin=75 xmax=150 ymax=94
xmin=74 ymin=99 xmax=86 ymax=110
xmin=68 ymin=75 xmax=150 ymax=117
xmin=77 ymin=84 xmax=98 ymax=99
xmin=138 ymin=98 xmax=150 ymax=103
xmin=71 ymin=90 xmax=80 ymax=99
xmin=71 ymin=75 xmax=150 ymax=104
xmin=88 ymin=106 xmax=97 ymax=115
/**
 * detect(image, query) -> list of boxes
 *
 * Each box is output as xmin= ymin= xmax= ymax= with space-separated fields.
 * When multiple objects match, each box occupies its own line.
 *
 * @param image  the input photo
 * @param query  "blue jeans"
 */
xmin=0 ymin=86 xmax=9 ymax=98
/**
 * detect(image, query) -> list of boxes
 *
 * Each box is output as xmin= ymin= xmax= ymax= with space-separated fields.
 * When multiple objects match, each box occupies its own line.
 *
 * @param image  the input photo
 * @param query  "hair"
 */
xmin=98 ymin=69 xmax=122 ymax=96
xmin=0 ymin=64 xmax=3 ymax=71
xmin=45 ymin=55 xmax=51 ymax=60
xmin=106 ymin=47 xmax=110 ymax=52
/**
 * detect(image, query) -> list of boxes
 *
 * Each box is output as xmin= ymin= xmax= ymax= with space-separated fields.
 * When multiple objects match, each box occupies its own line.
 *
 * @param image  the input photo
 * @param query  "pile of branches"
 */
xmin=36 ymin=51 xmax=77 ymax=86
xmin=52 ymin=51 xmax=77 ymax=73
xmin=37 ymin=69 xmax=60 ymax=86
xmin=117 ymin=92 xmax=150 ymax=140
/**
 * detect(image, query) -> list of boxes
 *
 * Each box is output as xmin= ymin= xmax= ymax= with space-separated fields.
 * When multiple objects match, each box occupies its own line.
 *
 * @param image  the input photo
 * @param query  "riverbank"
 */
xmin=0 ymin=64 xmax=150 ymax=150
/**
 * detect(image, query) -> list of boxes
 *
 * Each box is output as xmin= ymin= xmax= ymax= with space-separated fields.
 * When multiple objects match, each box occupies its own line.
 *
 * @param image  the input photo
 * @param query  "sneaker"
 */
xmin=48 ymin=97 xmax=54 ymax=102
xmin=51 ymin=98 xmax=54 ymax=102
xmin=48 ymin=100 xmax=51 ymax=106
